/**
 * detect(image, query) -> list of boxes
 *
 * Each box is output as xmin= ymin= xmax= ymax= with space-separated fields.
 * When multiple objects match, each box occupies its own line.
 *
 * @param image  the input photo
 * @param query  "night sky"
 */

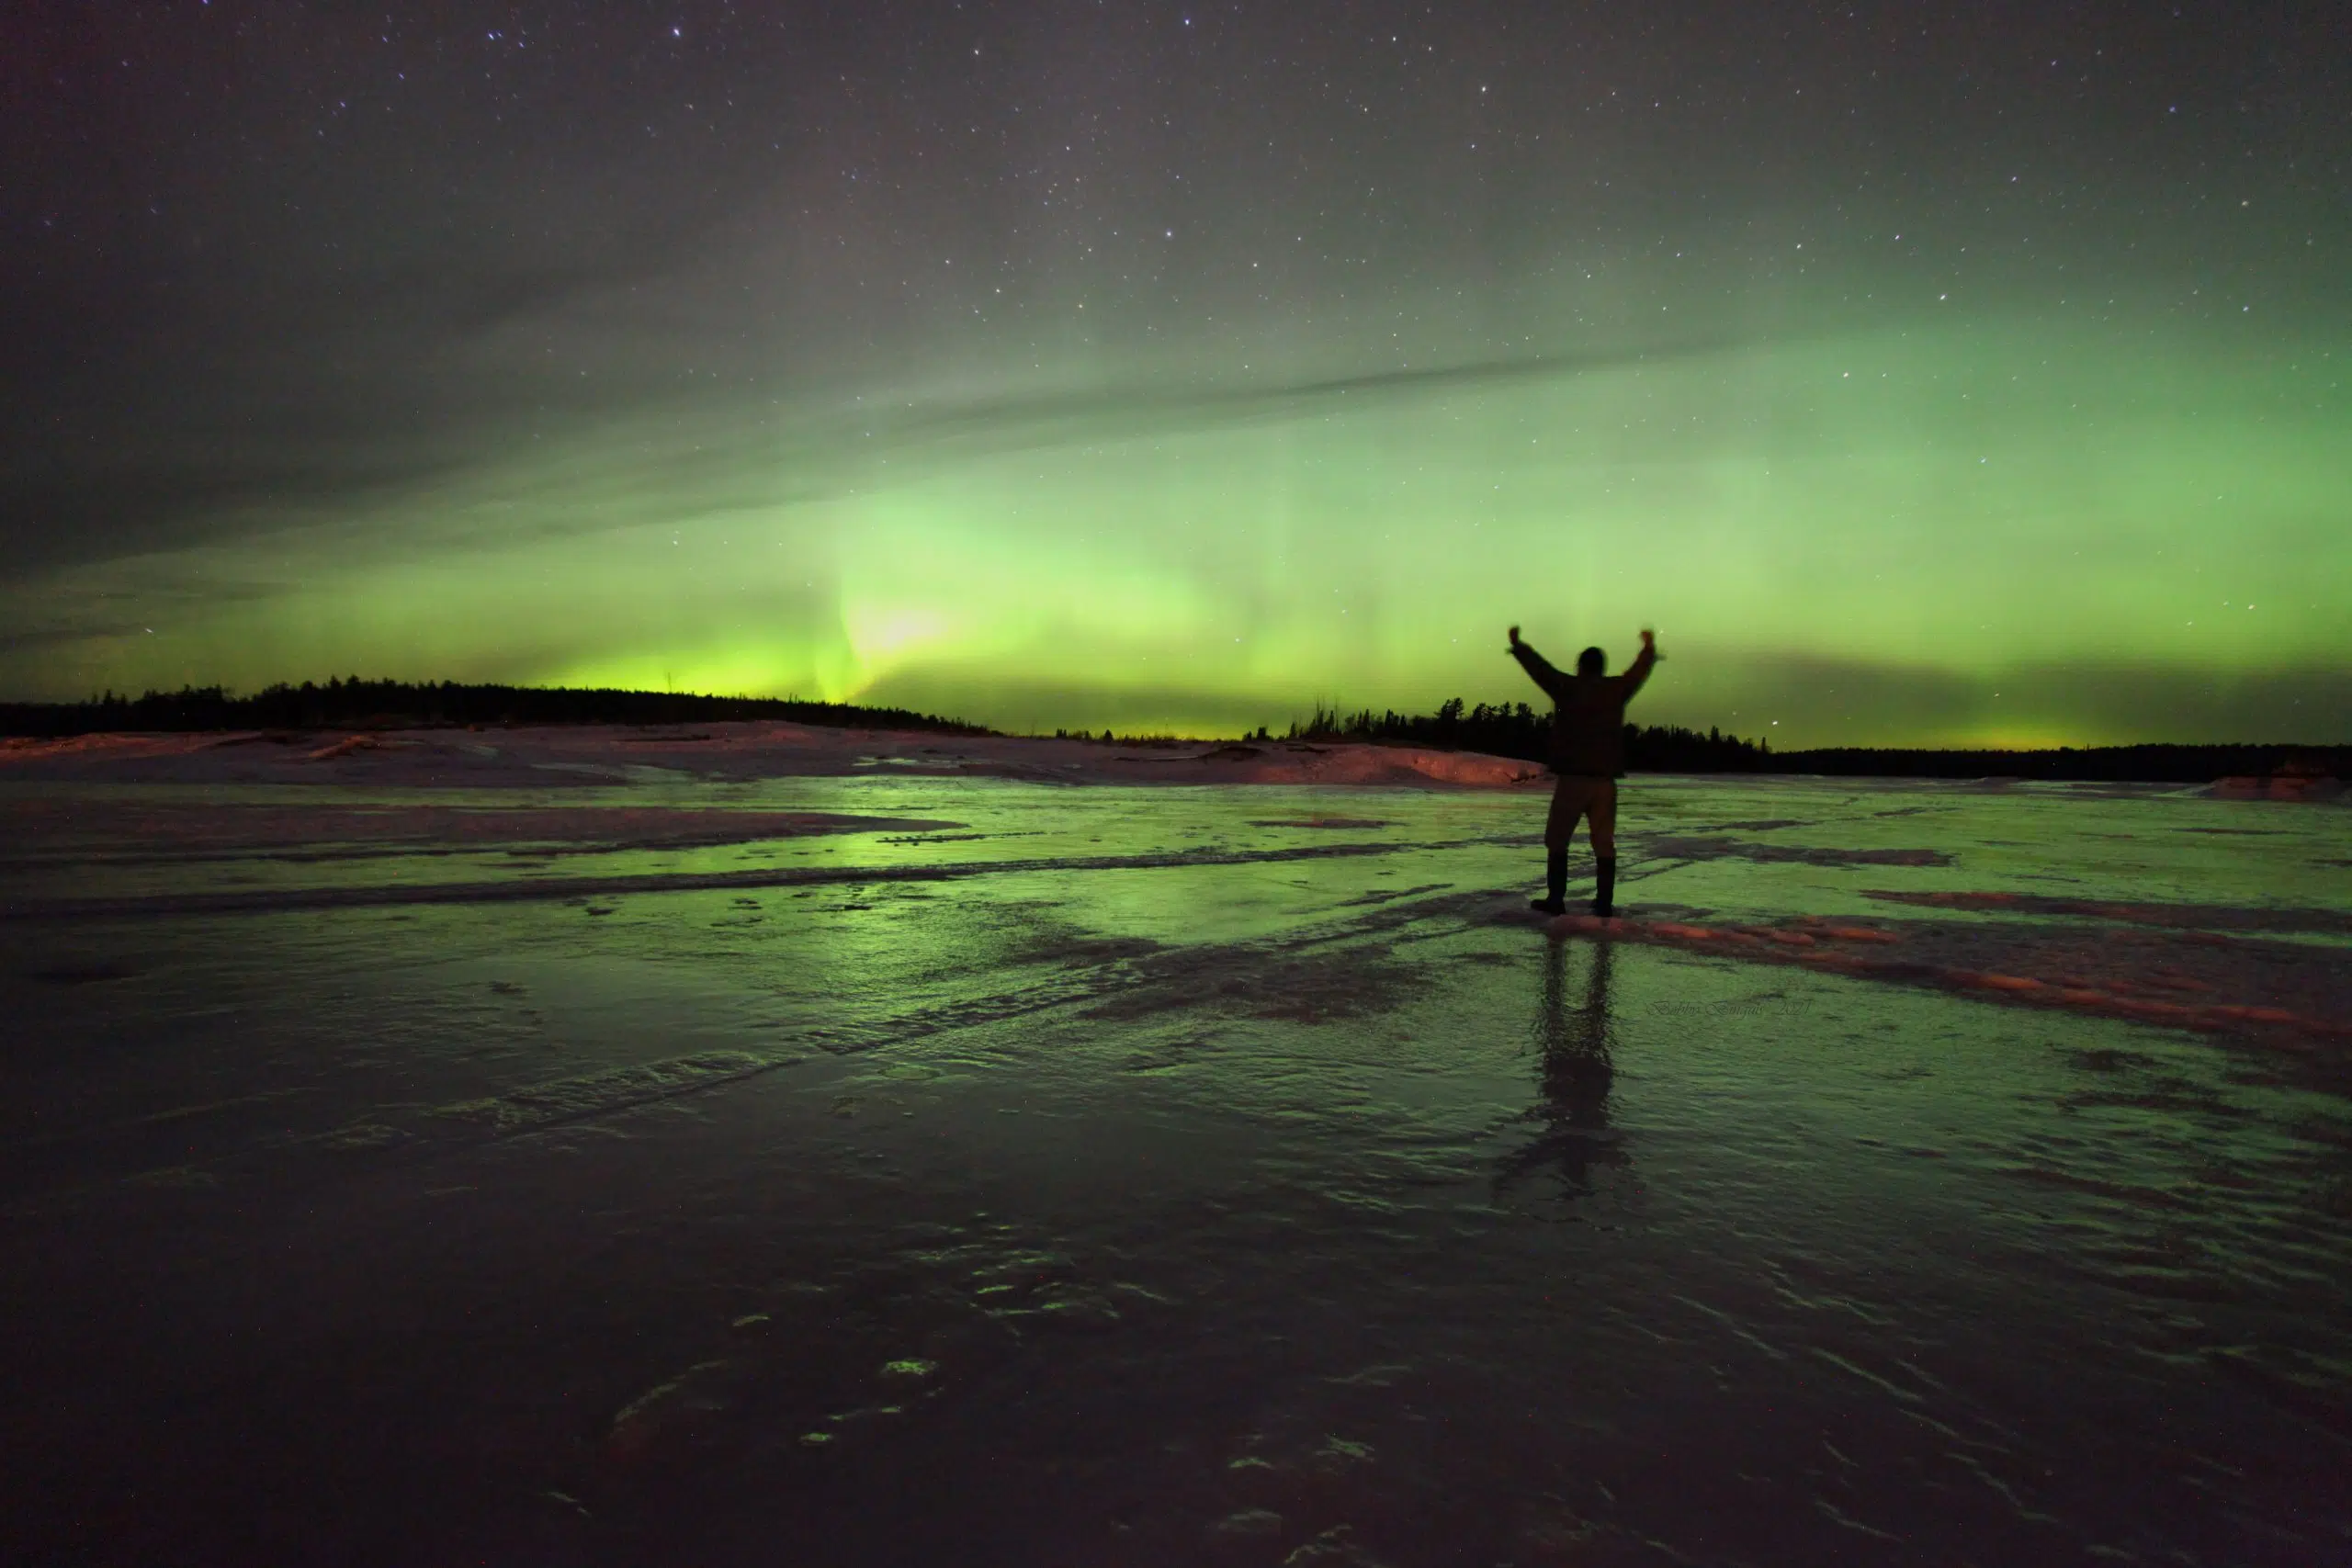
xmin=6 ymin=2 xmax=2346 ymax=744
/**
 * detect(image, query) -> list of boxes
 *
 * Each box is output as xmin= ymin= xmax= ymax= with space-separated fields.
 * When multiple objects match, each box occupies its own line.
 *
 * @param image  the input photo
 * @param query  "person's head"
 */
xmin=1577 ymin=646 xmax=1607 ymax=677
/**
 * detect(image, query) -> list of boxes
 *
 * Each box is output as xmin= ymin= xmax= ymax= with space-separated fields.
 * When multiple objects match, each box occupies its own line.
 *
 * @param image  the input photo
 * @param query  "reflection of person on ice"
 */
xmin=1508 ymin=625 xmax=1657 ymax=918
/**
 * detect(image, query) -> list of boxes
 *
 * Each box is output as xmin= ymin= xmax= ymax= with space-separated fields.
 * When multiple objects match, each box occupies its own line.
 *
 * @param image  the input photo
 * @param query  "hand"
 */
xmin=1639 ymin=627 xmax=1657 ymax=649
xmin=1507 ymin=625 xmax=1522 ymax=649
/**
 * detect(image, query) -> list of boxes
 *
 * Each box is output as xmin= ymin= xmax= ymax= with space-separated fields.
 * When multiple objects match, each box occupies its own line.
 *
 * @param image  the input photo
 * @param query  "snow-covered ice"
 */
xmin=2 ymin=726 xmax=2346 ymax=1563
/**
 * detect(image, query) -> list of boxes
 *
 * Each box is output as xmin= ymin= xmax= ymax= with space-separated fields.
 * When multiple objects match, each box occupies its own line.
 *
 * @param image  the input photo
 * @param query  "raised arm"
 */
xmin=1507 ymin=625 xmax=1571 ymax=702
xmin=1618 ymin=628 xmax=1659 ymax=699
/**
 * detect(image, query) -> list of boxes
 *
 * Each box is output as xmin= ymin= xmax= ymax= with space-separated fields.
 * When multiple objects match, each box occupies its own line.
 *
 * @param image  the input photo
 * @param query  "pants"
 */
xmin=1544 ymin=775 xmax=1617 ymax=854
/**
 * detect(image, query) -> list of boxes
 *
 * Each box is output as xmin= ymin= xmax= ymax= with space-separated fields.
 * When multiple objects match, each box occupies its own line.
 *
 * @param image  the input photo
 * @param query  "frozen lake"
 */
xmin=3 ymin=754 xmax=2348 ymax=1564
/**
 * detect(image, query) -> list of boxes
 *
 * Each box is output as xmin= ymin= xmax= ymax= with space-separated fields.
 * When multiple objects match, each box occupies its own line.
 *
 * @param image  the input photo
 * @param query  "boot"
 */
xmin=1530 ymin=846 xmax=1568 ymax=915
xmin=1592 ymin=856 xmax=1617 ymax=919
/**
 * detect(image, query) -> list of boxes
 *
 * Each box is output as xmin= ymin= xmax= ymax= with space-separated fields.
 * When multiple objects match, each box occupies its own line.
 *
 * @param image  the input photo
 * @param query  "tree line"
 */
xmin=1273 ymin=700 xmax=2342 ymax=781
xmin=1282 ymin=699 xmax=1773 ymax=772
xmin=2 ymin=680 xmax=2337 ymax=782
xmin=0 ymin=680 xmax=988 ymax=738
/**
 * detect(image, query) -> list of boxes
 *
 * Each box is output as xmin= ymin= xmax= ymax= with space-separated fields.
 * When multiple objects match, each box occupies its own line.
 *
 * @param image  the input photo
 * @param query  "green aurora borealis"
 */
xmin=6 ymin=6 xmax=2346 ymax=745
xmin=11 ymin=314 xmax=2342 ymax=745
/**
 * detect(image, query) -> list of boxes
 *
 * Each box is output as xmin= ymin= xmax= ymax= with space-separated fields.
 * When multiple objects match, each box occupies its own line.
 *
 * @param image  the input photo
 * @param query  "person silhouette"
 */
xmin=1492 ymin=937 xmax=1626 ymax=1205
xmin=1507 ymin=625 xmax=1657 ymax=917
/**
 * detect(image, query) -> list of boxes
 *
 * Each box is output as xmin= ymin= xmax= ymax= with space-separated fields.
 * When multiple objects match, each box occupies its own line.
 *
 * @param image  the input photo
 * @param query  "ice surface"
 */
xmin=2 ymin=730 xmax=2347 ymax=1563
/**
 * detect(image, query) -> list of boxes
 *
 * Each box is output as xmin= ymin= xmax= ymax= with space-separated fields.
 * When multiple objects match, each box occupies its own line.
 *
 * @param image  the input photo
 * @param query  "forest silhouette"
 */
xmin=1 ymin=679 xmax=2341 ymax=783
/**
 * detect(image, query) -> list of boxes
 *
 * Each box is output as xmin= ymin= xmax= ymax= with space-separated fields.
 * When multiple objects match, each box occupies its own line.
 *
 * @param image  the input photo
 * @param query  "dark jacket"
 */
xmin=1510 ymin=639 xmax=1657 ymax=777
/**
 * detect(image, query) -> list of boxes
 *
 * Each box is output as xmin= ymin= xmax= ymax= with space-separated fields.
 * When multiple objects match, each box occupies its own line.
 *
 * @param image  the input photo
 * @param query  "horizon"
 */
xmin=6 ymin=675 xmax=2346 ymax=756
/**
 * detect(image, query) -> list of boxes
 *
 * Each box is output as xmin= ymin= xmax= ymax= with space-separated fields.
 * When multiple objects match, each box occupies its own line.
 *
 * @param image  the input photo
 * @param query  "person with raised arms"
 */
xmin=1508 ymin=624 xmax=1658 ymax=918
